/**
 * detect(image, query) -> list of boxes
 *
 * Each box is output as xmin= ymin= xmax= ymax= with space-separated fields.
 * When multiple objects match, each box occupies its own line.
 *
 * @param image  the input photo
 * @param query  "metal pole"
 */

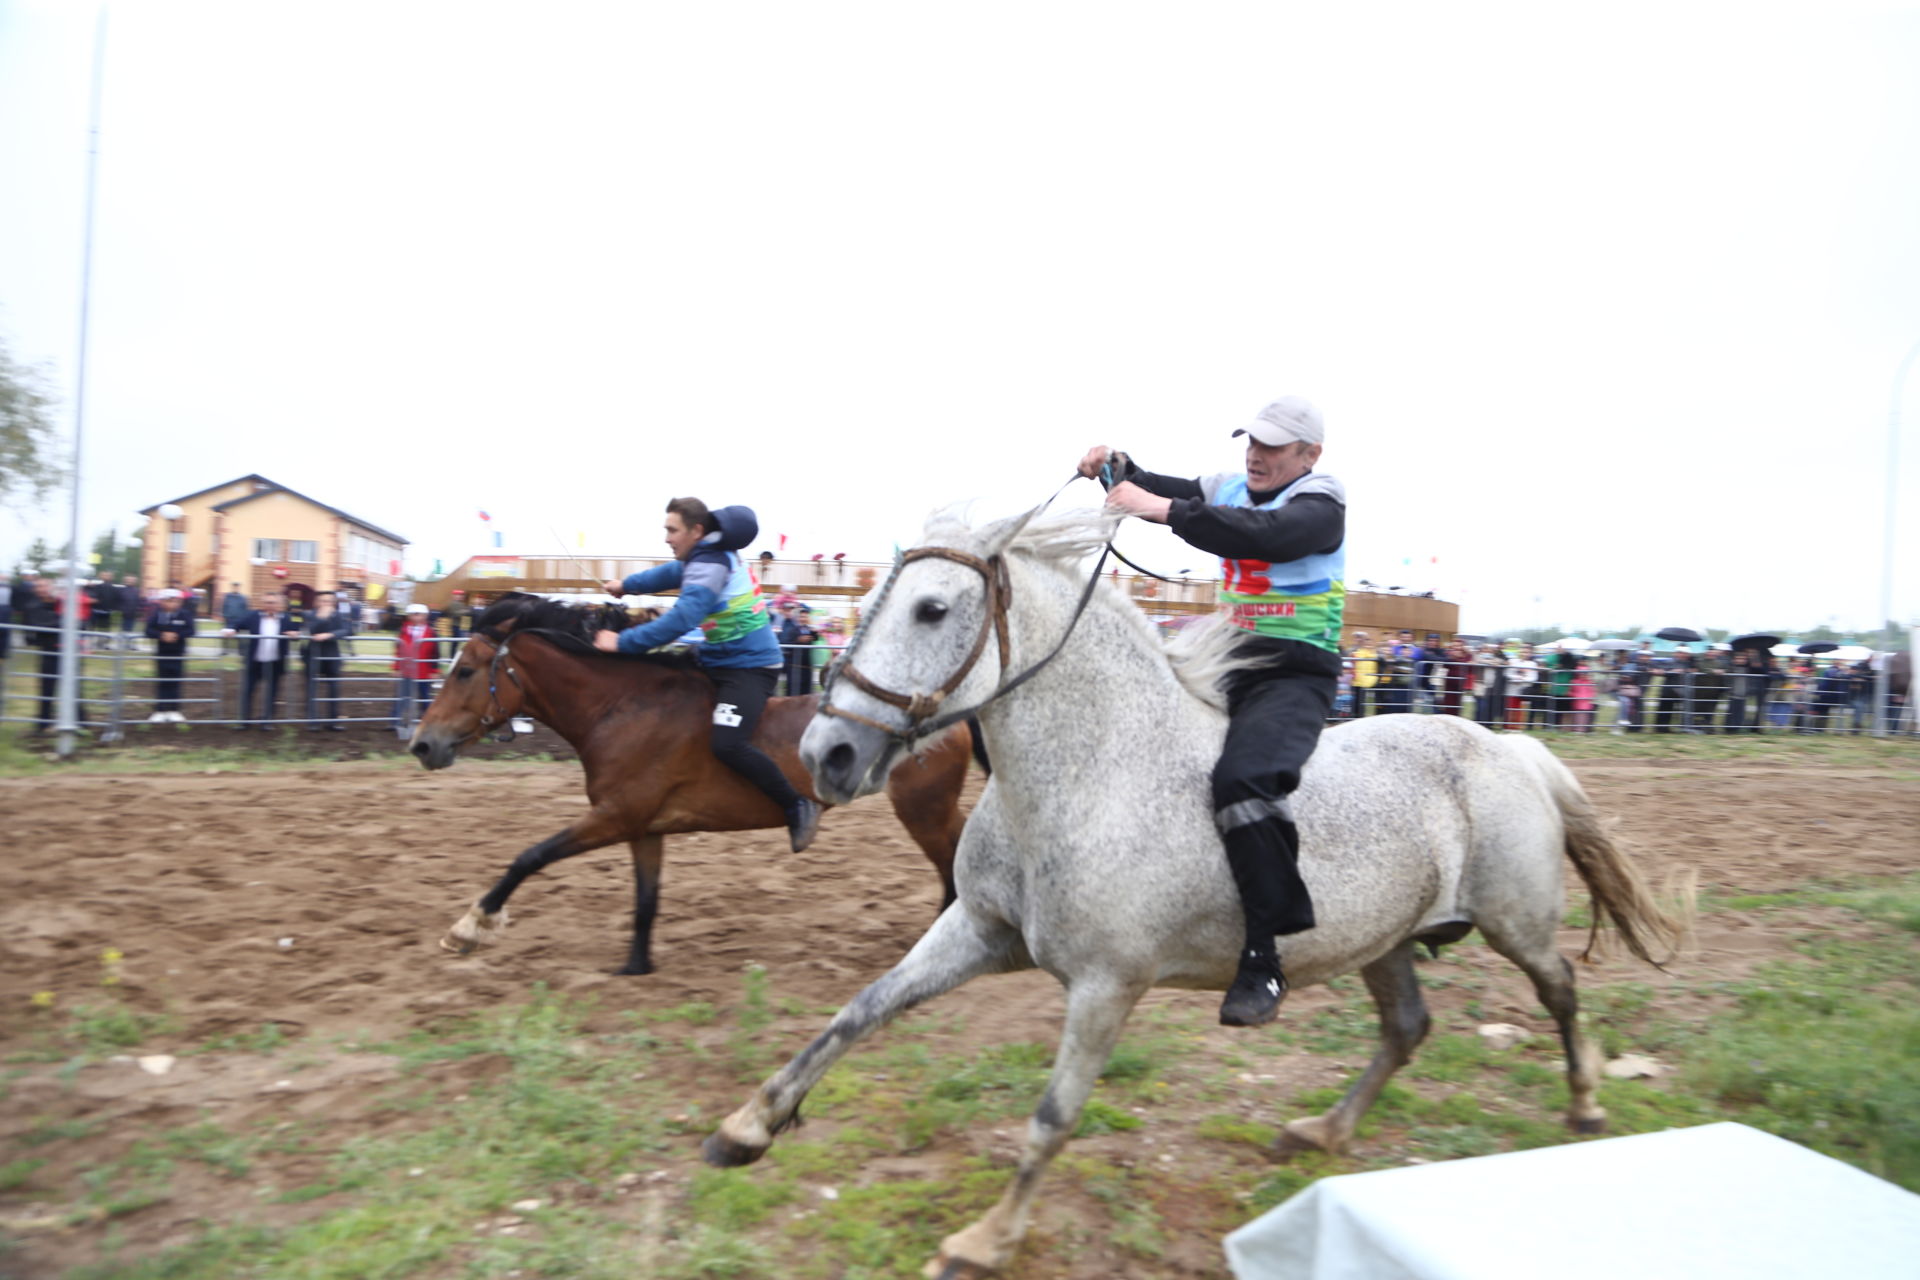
xmin=1886 ymin=341 xmax=1919 ymax=652
xmin=55 ymin=9 xmax=109 ymax=760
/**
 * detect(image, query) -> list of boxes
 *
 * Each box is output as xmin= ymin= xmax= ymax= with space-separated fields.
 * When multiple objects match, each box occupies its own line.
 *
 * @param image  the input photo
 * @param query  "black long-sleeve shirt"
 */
xmin=1112 ymin=454 xmax=1347 ymax=678
xmin=1114 ymin=456 xmax=1345 ymax=565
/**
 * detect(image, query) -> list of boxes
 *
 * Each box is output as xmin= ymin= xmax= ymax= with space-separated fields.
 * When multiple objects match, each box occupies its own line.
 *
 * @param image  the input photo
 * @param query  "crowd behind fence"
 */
xmin=0 ymin=622 xmax=467 ymax=738
xmin=1335 ymin=642 xmax=1911 ymax=736
xmin=2 ymin=620 xmax=1912 ymax=741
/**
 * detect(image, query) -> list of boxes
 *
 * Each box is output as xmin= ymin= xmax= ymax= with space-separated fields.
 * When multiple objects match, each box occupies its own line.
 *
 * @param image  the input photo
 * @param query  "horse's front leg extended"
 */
xmin=440 ymin=807 xmax=630 ymax=955
xmin=704 ymin=906 xmax=1025 ymax=1167
xmin=925 ymin=973 xmax=1147 ymax=1280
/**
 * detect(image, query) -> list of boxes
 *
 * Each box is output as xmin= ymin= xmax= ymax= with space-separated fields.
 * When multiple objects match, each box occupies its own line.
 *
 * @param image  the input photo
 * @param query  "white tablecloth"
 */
xmin=1224 ymin=1122 xmax=1920 ymax=1280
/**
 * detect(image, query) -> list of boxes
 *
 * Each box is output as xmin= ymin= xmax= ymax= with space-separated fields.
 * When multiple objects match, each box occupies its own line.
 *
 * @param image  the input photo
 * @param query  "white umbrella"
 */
xmin=1827 ymin=645 xmax=1872 ymax=661
xmin=1770 ymin=643 xmax=1800 ymax=658
xmin=1589 ymin=639 xmax=1636 ymax=651
xmin=1549 ymin=635 xmax=1590 ymax=650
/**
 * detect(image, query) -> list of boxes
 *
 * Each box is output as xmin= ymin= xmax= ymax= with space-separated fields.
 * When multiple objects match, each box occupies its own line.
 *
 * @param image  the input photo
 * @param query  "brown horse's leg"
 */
xmin=619 ymin=834 xmax=665 ymax=976
xmin=882 ymin=731 xmax=973 ymax=909
xmin=440 ymin=807 xmax=629 ymax=957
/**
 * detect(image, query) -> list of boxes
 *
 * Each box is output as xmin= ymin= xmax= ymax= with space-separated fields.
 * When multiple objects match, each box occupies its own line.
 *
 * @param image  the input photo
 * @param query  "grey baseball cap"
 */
xmin=1233 ymin=396 xmax=1324 ymax=447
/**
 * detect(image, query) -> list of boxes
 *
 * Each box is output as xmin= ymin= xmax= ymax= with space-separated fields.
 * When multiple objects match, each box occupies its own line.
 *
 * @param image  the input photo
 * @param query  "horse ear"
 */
xmin=976 ymin=504 xmax=1043 ymax=558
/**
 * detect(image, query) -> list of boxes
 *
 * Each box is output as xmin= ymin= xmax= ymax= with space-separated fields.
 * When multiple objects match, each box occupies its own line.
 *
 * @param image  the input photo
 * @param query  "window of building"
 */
xmin=252 ymin=538 xmax=284 ymax=561
xmin=348 ymin=532 xmax=394 ymax=571
xmin=168 ymin=532 xmax=186 ymax=554
xmin=288 ymin=540 xmax=318 ymax=563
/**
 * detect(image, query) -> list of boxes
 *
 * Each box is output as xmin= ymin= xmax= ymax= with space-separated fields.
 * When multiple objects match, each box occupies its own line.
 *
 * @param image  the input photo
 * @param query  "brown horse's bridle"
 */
xmin=464 ymin=629 xmax=523 ymax=741
xmin=819 ymin=535 xmax=1110 ymax=749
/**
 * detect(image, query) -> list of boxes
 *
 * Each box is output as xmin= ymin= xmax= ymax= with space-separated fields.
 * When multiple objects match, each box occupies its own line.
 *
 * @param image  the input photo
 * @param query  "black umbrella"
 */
xmin=1797 ymin=642 xmax=1839 ymax=654
xmin=1655 ymin=627 xmax=1702 ymax=643
xmin=1729 ymin=633 xmax=1782 ymax=651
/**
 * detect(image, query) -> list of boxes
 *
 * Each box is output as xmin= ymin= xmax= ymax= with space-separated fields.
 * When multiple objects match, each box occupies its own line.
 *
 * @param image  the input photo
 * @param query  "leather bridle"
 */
xmin=818 ymin=536 xmax=1111 ymax=750
xmin=461 ymin=628 xmax=524 ymax=742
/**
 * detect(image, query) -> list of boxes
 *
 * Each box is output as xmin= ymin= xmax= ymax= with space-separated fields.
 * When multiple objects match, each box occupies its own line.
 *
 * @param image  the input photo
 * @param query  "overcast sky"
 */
xmin=3 ymin=1 xmax=1917 ymax=637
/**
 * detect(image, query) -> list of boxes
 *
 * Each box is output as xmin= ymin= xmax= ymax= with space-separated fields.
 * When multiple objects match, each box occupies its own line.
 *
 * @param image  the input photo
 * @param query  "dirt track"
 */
xmin=1 ymin=755 xmax=1915 ymax=1277
xmin=4 ymin=757 xmax=1913 ymax=1046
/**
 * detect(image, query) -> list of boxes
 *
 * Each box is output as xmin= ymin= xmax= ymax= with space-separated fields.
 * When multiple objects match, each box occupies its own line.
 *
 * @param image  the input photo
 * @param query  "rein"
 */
xmin=818 ymin=477 xmax=1114 ymax=750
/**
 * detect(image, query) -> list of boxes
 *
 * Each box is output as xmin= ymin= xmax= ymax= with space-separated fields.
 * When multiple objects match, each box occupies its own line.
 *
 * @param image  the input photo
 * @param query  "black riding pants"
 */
xmin=1212 ymin=659 xmax=1337 ymax=943
xmin=707 ymin=666 xmax=804 ymax=812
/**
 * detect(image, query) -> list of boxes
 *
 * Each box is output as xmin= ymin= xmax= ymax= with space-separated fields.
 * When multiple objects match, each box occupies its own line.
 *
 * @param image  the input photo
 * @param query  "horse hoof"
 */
xmin=1571 ymin=1115 xmax=1607 ymax=1136
xmin=439 ymin=935 xmax=477 ymax=956
xmin=1271 ymin=1117 xmax=1337 ymax=1163
xmin=924 ymin=1255 xmax=999 ymax=1280
xmin=701 ymin=1131 xmax=768 ymax=1168
xmin=614 ymin=963 xmax=653 ymax=977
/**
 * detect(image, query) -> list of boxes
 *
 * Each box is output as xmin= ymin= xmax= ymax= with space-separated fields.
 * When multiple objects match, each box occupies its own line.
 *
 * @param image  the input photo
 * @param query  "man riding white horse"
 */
xmin=596 ymin=497 xmax=821 ymax=852
xmin=1082 ymin=396 xmax=1343 ymax=1026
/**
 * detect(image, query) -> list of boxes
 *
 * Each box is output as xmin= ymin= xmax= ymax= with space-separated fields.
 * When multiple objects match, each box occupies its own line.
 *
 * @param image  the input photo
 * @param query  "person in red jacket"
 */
xmin=392 ymin=602 xmax=439 ymax=737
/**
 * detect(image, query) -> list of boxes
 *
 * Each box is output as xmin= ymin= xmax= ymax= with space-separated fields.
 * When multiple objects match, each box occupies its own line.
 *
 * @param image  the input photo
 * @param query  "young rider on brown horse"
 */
xmin=1081 ymin=397 xmax=1346 ymax=1027
xmin=597 ymin=497 xmax=821 ymax=852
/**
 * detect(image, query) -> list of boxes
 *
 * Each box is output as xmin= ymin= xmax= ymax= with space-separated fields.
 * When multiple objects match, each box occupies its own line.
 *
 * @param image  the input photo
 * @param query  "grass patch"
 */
xmin=1074 ymin=1099 xmax=1143 ymax=1137
xmin=1197 ymin=1113 xmax=1277 ymax=1147
xmin=687 ymin=1166 xmax=796 ymax=1230
xmin=1533 ymin=733 xmax=1920 ymax=767
xmin=1673 ymin=931 xmax=1920 ymax=1187
xmin=0 ymin=1156 xmax=47 ymax=1191
xmin=195 ymin=1022 xmax=292 ymax=1055
xmin=791 ymin=1160 xmax=1008 ymax=1279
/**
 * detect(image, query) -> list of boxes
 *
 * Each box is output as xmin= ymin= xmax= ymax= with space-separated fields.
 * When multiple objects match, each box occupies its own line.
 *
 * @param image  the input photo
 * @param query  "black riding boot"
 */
xmin=1217 ymin=814 xmax=1313 ymax=1027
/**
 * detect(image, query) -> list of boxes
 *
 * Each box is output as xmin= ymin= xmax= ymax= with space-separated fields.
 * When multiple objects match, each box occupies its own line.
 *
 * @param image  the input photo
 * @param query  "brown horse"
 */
xmin=409 ymin=593 xmax=979 ymax=975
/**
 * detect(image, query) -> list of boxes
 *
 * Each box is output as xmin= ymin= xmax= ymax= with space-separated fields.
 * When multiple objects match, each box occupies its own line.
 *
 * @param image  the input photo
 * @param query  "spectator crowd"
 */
xmin=6 ymin=569 xmax=1902 ymax=739
xmin=1336 ymin=630 xmax=1895 ymax=735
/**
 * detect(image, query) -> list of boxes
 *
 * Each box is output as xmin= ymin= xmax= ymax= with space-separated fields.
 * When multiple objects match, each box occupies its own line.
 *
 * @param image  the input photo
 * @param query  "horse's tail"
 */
xmin=966 ymin=716 xmax=992 ymax=776
xmin=1509 ymin=737 xmax=1696 ymax=966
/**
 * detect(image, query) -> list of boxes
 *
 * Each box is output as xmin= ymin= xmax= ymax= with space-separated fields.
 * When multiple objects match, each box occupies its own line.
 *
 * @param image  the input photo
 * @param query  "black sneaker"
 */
xmin=786 ymin=798 xmax=821 ymax=853
xmin=1219 ymin=949 xmax=1287 ymax=1027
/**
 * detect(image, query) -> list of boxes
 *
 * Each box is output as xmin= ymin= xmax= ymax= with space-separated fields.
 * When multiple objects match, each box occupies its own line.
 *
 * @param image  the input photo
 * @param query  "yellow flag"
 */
xmin=576 ymin=530 xmax=586 ymax=549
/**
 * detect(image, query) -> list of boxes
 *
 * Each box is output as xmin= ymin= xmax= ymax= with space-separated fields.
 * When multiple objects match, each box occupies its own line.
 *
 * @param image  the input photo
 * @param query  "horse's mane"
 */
xmin=474 ymin=592 xmax=702 ymax=670
xmin=917 ymin=507 xmax=1259 ymax=711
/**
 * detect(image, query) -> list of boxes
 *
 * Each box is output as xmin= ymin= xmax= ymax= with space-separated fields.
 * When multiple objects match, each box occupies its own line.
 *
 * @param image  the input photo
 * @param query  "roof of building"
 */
xmin=142 ymin=475 xmax=408 ymax=545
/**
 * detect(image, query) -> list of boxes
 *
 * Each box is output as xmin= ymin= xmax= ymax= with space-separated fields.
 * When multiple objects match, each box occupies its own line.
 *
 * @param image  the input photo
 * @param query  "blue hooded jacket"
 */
xmin=613 ymin=504 xmax=782 ymax=669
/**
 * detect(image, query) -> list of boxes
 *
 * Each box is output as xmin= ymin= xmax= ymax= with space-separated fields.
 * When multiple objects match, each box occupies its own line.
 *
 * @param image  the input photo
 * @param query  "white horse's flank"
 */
xmin=705 ymin=509 xmax=1687 ymax=1278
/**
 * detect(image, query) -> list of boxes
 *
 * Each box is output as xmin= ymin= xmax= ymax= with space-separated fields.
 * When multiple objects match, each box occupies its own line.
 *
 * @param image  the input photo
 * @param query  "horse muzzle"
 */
xmin=410 ymin=725 xmax=464 ymax=771
xmin=799 ymin=713 xmax=897 ymax=805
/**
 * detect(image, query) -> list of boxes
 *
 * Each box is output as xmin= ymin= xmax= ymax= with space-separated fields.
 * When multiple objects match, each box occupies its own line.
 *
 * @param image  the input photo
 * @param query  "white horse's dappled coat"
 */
xmin=707 ymin=508 xmax=1687 ymax=1279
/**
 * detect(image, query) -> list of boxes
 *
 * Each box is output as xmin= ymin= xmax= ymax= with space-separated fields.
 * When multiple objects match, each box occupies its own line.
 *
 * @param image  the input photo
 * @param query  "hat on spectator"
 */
xmin=1233 ymin=397 xmax=1324 ymax=447
xmin=406 ymin=602 xmax=429 ymax=614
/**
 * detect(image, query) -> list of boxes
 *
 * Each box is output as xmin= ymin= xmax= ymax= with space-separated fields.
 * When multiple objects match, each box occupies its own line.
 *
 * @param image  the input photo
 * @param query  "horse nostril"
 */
xmin=825 ymin=741 xmax=855 ymax=782
xmin=410 ymin=741 xmax=430 ymax=760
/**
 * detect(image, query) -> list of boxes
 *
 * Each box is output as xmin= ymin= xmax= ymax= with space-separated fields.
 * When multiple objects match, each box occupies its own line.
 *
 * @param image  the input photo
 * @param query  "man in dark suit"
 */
xmin=300 ymin=590 xmax=353 ymax=730
xmin=227 ymin=589 xmax=295 ymax=728
xmin=144 ymin=588 xmax=197 ymax=722
xmin=86 ymin=573 xmax=121 ymax=652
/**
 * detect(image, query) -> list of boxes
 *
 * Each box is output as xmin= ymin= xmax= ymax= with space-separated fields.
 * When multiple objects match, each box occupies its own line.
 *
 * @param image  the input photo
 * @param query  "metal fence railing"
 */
xmin=4 ymin=621 xmax=1911 ymax=741
xmin=1335 ymin=653 xmax=1913 ymax=736
xmin=1 ymin=621 xmax=469 ymax=739
xmin=0 ymin=620 xmax=859 ymax=740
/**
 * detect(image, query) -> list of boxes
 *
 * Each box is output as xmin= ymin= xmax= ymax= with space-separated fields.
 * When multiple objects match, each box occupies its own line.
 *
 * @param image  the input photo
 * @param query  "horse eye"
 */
xmin=456 ymin=668 xmax=475 ymax=680
xmin=915 ymin=599 xmax=948 ymax=624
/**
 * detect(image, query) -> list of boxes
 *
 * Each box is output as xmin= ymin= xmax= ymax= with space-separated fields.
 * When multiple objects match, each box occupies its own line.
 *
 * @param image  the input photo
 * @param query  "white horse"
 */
xmin=704 ymin=508 xmax=1688 ymax=1279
